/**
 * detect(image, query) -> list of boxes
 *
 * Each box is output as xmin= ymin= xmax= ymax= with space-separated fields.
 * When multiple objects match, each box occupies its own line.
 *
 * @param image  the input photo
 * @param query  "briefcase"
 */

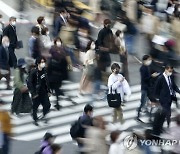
xmin=107 ymin=87 xmax=121 ymax=108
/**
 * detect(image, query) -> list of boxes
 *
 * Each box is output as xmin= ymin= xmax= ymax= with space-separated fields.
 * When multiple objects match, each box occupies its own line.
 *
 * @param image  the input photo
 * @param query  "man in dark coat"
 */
xmin=28 ymin=57 xmax=51 ymax=126
xmin=3 ymin=16 xmax=18 ymax=68
xmin=0 ymin=36 xmax=11 ymax=89
xmin=155 ymin=65 xmax=180 ymax=128
xmin=96 ymin=19 xmax=114 ymax=71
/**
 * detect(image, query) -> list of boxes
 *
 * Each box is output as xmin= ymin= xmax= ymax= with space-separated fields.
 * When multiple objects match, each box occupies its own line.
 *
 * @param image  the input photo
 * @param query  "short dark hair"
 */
xmin=43 ymin=132 xmax=54 ymax=141
xmin=37 ymin=16 xmax=44 ymax=24
xmin=111 ymin=63 xmax=120 ymax=71
xmin=142 ymin=55 xmax=151 ymax=61
xmin=51 ymin=144 xmax=61 ymax=153
xmin=165 ymin=64 xmax=173 ymax=70
xmin=115 ymin=30 xmax=121 ymax=37
xmin=54 ymin=37 xmax=62 ymax=45
xmin=31 ymin=26 xmax=40 ymax=35
xmin=35 ymin=57 xmax=46 ymax=66
xmin=84 ymin=104 xmax=93 ymax=113
xmin=9 ymin=16 xmax=16 ymax=21
xmin=41 ymin=27 xmax=49 ymax=35
xmin=86 ymin=40 xmax=93 ymax=51
xmin=110 ymin=131 xmax=120 ymax=143
xmin=104 ymin=19 xmax=111 ymax=25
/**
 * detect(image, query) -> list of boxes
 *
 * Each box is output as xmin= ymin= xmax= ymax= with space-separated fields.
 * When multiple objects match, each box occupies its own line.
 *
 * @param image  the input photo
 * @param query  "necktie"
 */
xmin=168 ymin=76 xmax=174 ymax=95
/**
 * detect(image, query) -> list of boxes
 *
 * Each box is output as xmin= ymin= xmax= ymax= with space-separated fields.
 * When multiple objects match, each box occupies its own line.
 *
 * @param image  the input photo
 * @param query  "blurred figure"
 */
xmin=0 ymin=36 xmax=11 ymax=90
xmin=11 ymin=58 xmax=32 ymax=116
xmin=155 ymin=65 xmax=180 ymax=127
xmin=114 ymin=30 xmax=129 ymax=82
xmin=77 ymin=104 xmax=93 ymax=153
xmin=51 ymin=144 xmax=61 ymax=154
xmin=83 ymin=116 xmax=109 ymax=154
xmin=48 ymin=37 xmax=68 ymax=110
xmin=28 ymin=57 xmax=51 ymax=126
xmin=140 ymin=6 xmax=160 ymax=48
xmin=0 ymin=99 xmax=12 ymax=154
xmin=53 ymin=9 xmax=68 ymax=37
xmin=78 ymin=40 xmax=96 ymax=96
xmin=59 ymin=18 xmax=80 ymax=68
xmin=3 ymin=16 xmax=18 ymax=68
xmin=29 ymin=26 xmax=41 ymax=59
xmin=40 ymin=27 xmax=53 ymax=59
xmin=96 ymin=19 xmax=113 ymax=72
xmin=36 ymin=16 xmax=47 ymax=35
xmin=171 ymin=5 xmax=180 ymax=55
xmin=109 ymin=131 xmax=126 ymax=154
xmin=0 ymin=14 xmax=4 ymax=45
xmin=137 ymin=55 xmax=160 ymax=122
xmin=35 ymin=132 xmax=56 ymax=154
xmin=108 ymin=63 xmax=131 ymax=124
xmin=162 ymin=114 xmax=180 ymax=154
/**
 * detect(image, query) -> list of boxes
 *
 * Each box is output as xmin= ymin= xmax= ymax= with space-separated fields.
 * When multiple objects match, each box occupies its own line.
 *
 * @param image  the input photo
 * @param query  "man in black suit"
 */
xmin=155 ymin=65 xmax=180 ymax=128
xmin=3 ymin=16 xmax=18 ymax=68
xmin=0 ymin=36 xmax=11 ymax=89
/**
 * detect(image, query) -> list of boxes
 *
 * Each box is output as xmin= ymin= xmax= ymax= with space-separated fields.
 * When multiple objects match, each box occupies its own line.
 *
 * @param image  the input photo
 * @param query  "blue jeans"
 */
xmin=138 ymin=90 xmax=148 ymax=118
xmin=2 ymin=133 xmax=10 ymax=154
xmin=125 ymin=34 xmax=135 ymax=55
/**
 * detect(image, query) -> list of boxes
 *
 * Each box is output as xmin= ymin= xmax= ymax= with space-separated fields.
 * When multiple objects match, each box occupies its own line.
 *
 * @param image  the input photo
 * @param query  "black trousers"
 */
xmin=32 ymin=93 xmax=51 ymax=121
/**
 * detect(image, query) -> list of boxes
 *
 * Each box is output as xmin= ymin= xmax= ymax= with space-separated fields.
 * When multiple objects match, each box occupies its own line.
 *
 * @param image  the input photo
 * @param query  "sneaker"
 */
xmin=33 ymin=121 xmax=39 ymax=126
xmin=54 ymin=104 xmax=62 ymax=111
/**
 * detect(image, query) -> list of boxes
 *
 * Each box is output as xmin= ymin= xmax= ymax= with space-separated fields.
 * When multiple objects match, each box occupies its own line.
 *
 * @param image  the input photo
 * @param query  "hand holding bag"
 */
xmin=107 ymin=86 xmax=121 ymax=108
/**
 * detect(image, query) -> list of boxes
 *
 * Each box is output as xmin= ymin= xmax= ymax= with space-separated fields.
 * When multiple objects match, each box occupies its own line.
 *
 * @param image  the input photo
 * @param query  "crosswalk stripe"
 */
xmin=0 ymin=78 xmax=180 ymax=145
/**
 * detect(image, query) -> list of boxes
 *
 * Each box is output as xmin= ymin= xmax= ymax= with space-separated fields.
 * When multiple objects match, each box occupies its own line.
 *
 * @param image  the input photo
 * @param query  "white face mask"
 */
xmin=166 ymin=72 xmax=172 ymax=76
xmin=120 ymin=33 xmax=124 ymax=38
xmin=3 ymin=42 xmax=10 ymax=47
xmin=145 ymin=60 xmax=152 ymax=66
xmin=46 ymin=31 xmax=49 ymax=35
xmin=42 ymin=20 xmax=45 ymax=24
xmin=11 ymin=21 xmax=16 ymax=26
xmin=56 ymin=41 xmax=61 ymax=47
xmin=40 ymin=62 xmax=46 ymax=68
xmin=90 ymin=42 xmax=95 ymax=50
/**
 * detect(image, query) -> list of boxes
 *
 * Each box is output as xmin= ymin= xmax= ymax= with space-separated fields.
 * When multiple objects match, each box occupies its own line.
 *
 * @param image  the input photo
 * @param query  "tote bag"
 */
xmin=107 ymin=87 xmax=121 ymax=108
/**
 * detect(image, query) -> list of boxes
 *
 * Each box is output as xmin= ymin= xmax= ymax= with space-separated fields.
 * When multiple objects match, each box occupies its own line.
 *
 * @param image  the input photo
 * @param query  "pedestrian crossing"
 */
xmin=0 ymin=78 xmax=180 ymax=146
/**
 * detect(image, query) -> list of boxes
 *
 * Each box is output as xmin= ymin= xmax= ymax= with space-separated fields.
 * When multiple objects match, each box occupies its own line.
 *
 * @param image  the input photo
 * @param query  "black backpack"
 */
xmin=70 ymin=117 xmax=82 ymax=139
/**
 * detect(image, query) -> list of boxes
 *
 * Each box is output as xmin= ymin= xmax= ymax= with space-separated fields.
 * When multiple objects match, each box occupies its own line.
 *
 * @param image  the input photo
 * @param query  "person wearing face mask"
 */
xmin=11 ymin=58 xmax=32 ymax=117
xmin=78 ymin=40 xmax=96 ymax=97
xmin=3 ymin=16 xmax=18 ymax=68
xmin=154 ymin=65 xmax=180 ymax=128
xmin=108 ymin=63 xmax=131 ymax=124
xmin=137 ymin=55 xmax=160 ymax=122
xmin=28 ymin=57 xmax=51 ymax=126
xmin=0 ymin=36 xmax=11 ymax=90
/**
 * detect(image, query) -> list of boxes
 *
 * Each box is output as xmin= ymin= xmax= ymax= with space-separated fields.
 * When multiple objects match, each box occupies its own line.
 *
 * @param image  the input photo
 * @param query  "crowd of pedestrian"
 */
xmin=0 ymin=0 xmax=180 ymax=154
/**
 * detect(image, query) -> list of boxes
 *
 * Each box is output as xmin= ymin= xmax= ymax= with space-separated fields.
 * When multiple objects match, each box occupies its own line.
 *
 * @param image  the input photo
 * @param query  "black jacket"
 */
xmin=3 ymin=24 xmax=18 ymax=49
xmin=155 ymin=74 xmax=180 ymax=110
xmin=0 ymin=46 xmax=9 ymax=70
xmin=28 ymin=68 xmax=50 ymax=97
xmin=140 ymin=65 xmax=151 ymax=90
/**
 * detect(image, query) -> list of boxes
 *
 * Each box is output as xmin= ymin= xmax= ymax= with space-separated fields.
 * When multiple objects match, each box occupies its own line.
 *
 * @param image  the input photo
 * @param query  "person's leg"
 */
xmin=113 ymin=109 xmax=117 ymax=123
xmin=137 ymin=90 xmax=148 ymax=118
xmin=117 ymin=106 xmax=124 ymax=124
xmin=2 ymin=133 xmax=10 ymax=154
xmin=5 ymin=68 xmax=11 ymax=89
xmin=166 ymin=109 xmax=171 ymax=128
xmin=41 ymin=94 xmax=51 ymax=118
xmin=32 ymin=97 xmax=41 ymax=123
xmin=8 ymin=47 xmax=17 ymax=68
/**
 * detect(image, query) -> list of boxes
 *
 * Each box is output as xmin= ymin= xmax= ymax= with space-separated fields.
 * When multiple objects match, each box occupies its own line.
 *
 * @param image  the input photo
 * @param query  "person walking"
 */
xmin=11 ymin=58 xmax=32 ymax=116
xmin=136 ymin=55 xmax=159 ymax=122
xmin=155 ymin=65 xmax=180 ymax=128
xmin=0 ymin=99 xmax=12 ymax=154
xmin=108 ymin=63 xmax=131 ymax=124
xmin=28 ymin=57 xmax=51 ymax=126
xmin=3 ymin=17 xmax=18 ymax=68
xmin=0 ymin=36 xmax=11 ymax=90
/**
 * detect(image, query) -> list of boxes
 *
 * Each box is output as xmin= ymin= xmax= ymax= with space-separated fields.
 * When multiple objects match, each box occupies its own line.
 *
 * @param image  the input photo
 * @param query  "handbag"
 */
xmin=107 ymin=86 xmax=121 ymax=108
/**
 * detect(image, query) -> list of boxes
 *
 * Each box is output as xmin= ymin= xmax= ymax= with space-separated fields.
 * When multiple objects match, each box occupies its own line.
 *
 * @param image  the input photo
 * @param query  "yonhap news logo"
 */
xmin=123 ymin=134 xmax=138 ymax=150
xmin=124 ymin=134 xmax=180 ymax=150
